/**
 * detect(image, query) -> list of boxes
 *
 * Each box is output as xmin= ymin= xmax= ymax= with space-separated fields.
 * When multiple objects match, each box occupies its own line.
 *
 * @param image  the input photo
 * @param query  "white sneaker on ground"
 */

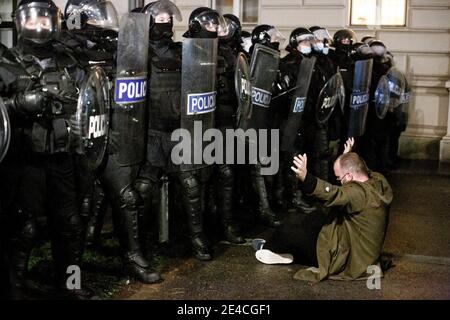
xmin=255 ymin=249 xmax=294 ymax=265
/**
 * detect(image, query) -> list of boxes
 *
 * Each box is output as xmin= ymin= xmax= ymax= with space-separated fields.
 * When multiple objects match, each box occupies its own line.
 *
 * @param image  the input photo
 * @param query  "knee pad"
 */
xmin=218 ymin=165 xmax=234 ymax=187
xmin=119 ymin=186 xmax=143 ymax=211
xmin=178 ymin=173 xmax=201 ymax=199
xmin=21 ymin=219 xmax=39 ymax=245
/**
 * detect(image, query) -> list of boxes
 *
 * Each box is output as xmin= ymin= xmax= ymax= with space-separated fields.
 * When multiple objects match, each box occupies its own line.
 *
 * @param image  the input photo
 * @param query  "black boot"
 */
xmin=8 ymin=217 xmax=37 ymax=300
xmin=179 ymin=173 xmax=212 ymax=261
xmin=219 ymin=165 xmax=244 ymax=244
xmin=85 ymin=182 xmax=108 ymax=248
xmin=251 ymin=165 xmax=281 ymax=228
xmin=8 ymin=239 xmax=32 ymax=300
xmin=120 ymin=210 xmax=161 ymax=284
xmin=115 ymin=188 xmax=161 ymax=284
xmin=291 ymin=190 xmax=316 ymax=214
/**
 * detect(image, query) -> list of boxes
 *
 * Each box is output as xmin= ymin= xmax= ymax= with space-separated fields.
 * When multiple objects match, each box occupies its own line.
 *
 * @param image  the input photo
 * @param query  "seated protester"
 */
xmin=254 ymin=138 xmax=393 ymax=283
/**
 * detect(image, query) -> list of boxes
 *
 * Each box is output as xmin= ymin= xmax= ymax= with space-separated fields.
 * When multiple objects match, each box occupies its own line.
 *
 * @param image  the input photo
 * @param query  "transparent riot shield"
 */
xmin=316 ymin=72 xmax=345 ymax=124
xmin=246 ymin=43 xmax=280 ymax=130
xmin=281 ymin=56 xmax=316 ymax=152
xmin=72 ymin=66 xmax=110 ymax=170
xmin=180 ymin=38 xmax=218 ymax=172
xmin=0 ymin=97 xmax=10 ymax=163
xmin=235 ymin=52 xmax=252 ymax=129
xmin=374 ymin=74 xmax=390 ymax=119
xmin=348 ymin=59 xmax=373 ymax=138
xmin=386 ymin=67 xmax=407 ymax=111
xmin=113 ymin=13 xmax=150 ymax=166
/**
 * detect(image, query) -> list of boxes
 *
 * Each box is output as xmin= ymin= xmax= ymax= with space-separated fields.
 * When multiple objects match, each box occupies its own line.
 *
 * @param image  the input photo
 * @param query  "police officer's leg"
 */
xmin=101 ymin=155 xmax=160 ymax=284
xmin=47 ymin=154 xmax=90 ymax=297
xmin=7 ymin=161 xmax=42 ymax=299
xmin=250 ymin=163 xmax=281 ymax=227
xmin=176 ymin=171 xmax=211 ymax=261
xmin=85 ymin=180 xmax=108 ymax=247
xmin=217 ymin=164 xmax=244 ymax=244
xmin=134 ymin=162 xmax=160 ymax=252
xmin=314 ymin=123 xmax=332 ymax=182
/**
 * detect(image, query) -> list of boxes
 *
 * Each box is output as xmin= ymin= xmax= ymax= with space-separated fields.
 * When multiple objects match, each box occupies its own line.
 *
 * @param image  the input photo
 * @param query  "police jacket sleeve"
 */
xmin=4 ymin=90 xmax=48 ymax=116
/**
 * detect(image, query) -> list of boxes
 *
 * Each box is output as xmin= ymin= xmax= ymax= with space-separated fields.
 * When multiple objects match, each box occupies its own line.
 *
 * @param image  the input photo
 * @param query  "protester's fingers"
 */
xmin=291 ymin=166 xmax=301 ymax=175
xmin=293 ymin=159 xmax=303 ymax=168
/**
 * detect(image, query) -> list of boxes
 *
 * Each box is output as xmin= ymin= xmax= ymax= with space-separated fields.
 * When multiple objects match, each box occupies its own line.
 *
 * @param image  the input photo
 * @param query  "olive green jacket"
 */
xmin=294 ymin=172 xmax=393 ymax=282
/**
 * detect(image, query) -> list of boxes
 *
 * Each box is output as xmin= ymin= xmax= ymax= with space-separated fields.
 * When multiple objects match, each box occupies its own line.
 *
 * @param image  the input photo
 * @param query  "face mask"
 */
xmin=371 ymin=45 xmax=386 ymax=57
xmin=322 ymin=46 xmax=329 ymax=55
xmin=314 ymin=42 xmax=324 ymax=52
xmin=300 ymin=46 xmax=311 ymax=55
xmin=151 ymin=22 xmax=173 ymax=40
xmin=268 ymin=42 xmax=280 ymax=51
xmin=195 ymin=29 xmax=217 ymax=39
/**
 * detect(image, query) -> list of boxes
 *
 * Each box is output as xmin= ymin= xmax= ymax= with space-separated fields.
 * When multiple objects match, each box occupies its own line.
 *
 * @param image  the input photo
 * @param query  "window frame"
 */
xmin=211 ymin=0 xmax=259 ymax=26
xmin=349 ymin=0 xmax=408 ymax=28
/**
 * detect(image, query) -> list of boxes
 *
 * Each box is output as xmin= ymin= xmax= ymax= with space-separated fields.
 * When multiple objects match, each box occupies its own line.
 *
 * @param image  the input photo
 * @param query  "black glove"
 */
xmin=13 ymin=90 xmax=48 ymax=115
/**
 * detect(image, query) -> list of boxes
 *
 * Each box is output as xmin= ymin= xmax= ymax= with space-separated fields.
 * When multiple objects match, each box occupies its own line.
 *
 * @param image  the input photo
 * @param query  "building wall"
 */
xmin=3 ymin=0 xmax=450 ymax=160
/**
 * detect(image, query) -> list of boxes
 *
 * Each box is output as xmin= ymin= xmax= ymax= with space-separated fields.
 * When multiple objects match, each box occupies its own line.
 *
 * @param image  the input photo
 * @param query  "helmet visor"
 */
xmin=196 ymin=11 xmax=228 ymax=34
xmin=312 ymin=28 xmax=331 ymax=42
xmin=143 ymin=0 xmax=182 ymax=22
xmin=220 ymin=15 xmax=238 ymax=39
xmin=15 ymin=3 xmax=61 ymax=44
xmin=268 ymin=27 xmax=286 ymax=44
xmin=83 ymin=1 xmax=119 ymax=31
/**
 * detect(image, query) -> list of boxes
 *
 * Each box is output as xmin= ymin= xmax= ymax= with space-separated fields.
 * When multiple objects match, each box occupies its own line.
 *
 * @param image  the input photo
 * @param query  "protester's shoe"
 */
xmin=251 ymin=238 xmax=266 ymax=251
xmin=255 ymin=249 xmax=293 ymax=265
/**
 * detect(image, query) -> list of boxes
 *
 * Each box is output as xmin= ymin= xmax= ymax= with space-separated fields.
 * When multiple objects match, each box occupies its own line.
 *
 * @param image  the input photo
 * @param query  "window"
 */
xmin=0 ymin=0 xmax=17 ymax=46
xmin=241 ymin=0 xmax=258 ymax=24
xmin=213 ymin=0 xmax=259 ymax=24
xmin=350 ymin=0 xmax=407 ymax=27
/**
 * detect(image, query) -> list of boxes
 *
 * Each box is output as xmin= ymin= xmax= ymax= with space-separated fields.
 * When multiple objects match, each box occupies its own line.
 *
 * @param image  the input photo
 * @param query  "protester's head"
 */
xmin=334 ymin=153 xmax=369 ymax=185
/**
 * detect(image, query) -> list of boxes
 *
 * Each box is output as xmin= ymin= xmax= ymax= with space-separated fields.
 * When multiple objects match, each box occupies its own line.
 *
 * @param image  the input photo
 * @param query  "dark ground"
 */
xmin=23 ymin=160 xmax=450 ymax=300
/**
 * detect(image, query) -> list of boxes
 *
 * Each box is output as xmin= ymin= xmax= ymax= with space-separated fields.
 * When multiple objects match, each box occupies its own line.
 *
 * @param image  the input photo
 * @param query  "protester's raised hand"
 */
xmin=344 ymin=137 xmax=355 ymax=154
xmin=291 ymin=154 xmax=308 ymax=182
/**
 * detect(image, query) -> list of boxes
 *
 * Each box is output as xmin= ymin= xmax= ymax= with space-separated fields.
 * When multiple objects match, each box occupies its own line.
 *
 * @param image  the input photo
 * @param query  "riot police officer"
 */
xmin=362 ymin=40 xmax=393 ymax=173
xmin=2 ymin=0 xmax=92 ymax=299
xmin=135 ymin=3 xmax=216 ymax=261
xmin=64 ymin=0 xmax=161 ymax=284
xmin=208 ymin=13 xmax=245 ymax=244
xmin=305 ymin=26 xmax=339 ymax=182
xmin=63 ymin=0 xmax=117 ymax=248
xmin=274 ymin=27 xmax=318 ymax=214
xmin=243 ymin=24 xmax=283 ymax=226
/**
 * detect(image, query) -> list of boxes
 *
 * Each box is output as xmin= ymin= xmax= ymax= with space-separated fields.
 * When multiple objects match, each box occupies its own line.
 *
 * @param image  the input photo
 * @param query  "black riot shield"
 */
xmin=387 ymin=67 xmax=408 ymax=110
xmin=235 ymin=52 xmax=252 ymax=129
xmin=113 ymin=13 xmax=150 ymax=166
xmin=316 ymin=72 xmax=345 ymax=124
xmin=245 ymin=44 xmax=280 ymax=130
xmin=0 ymin=98 xmax=11 ymax=163
xmin=348 ymin=59 xmax=373 ymax=138
xmin=72 ymin=66 xmax=110 ymax=170
xmin=374 ymin=74 xmax=390 ymax=119
xmin=180 ymin=38 xmax=218 ymax=172
xmin=281 ymin=56 xmax=316 ymax=152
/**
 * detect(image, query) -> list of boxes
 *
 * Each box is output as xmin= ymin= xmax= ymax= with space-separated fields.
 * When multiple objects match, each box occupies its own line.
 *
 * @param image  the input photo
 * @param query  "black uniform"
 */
xmin=362 ymin=56 xmax=393 ymax=173
xmin=303 ymin=51 xmax=337 ymax=182
xmin=134 ymin=36 xmax=213 ymax=261
xmin=208 ymin=41 xmax=244 ymax=244
xmin=3 ymin=39 xmax=86 ymax=299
